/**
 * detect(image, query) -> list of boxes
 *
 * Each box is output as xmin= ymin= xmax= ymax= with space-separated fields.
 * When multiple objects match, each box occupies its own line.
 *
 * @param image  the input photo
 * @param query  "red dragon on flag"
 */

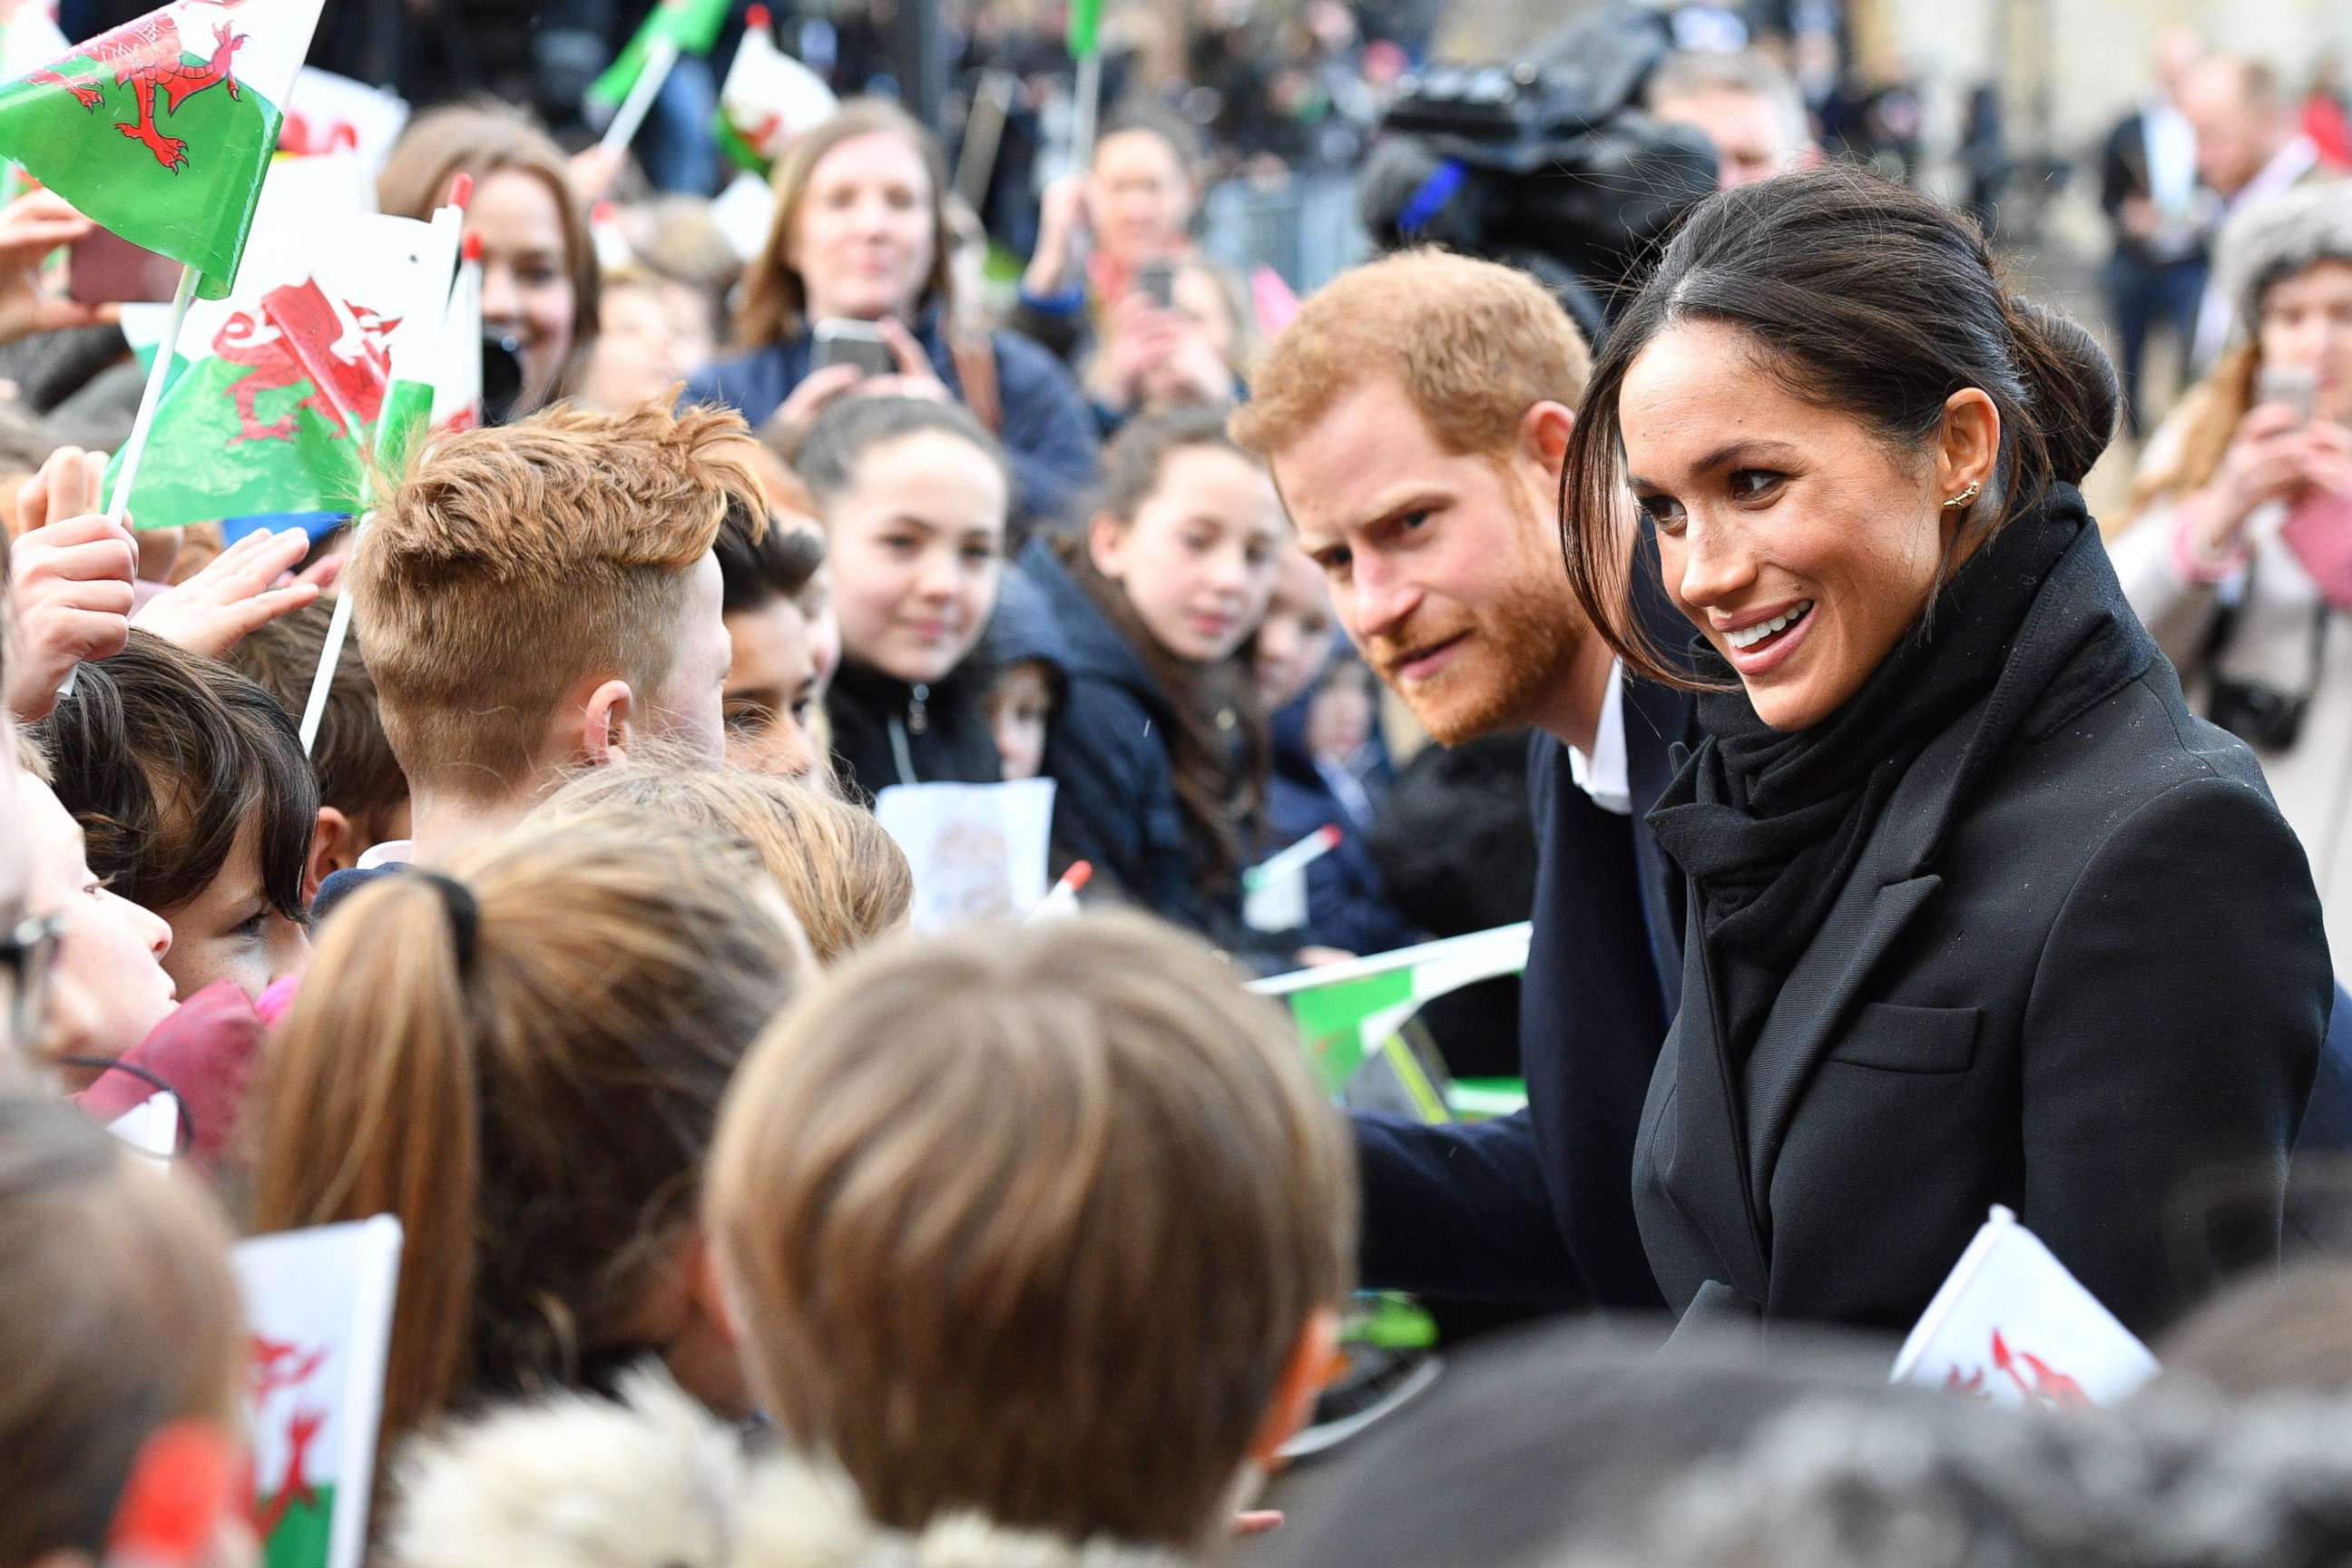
xmin=212 ymin=279 xmax=399 ymax=444
xmin=28 ymin=0 xmax=250 ymax=171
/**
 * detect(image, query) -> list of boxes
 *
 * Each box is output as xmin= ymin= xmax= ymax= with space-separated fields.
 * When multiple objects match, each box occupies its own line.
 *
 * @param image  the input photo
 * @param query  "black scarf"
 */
xmin=1646 ymin=489 xmax=2095 ymax=1050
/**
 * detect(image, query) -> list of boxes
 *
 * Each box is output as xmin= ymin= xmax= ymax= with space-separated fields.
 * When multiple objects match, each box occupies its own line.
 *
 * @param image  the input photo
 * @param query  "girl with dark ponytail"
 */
xmin=1557 ymin=164 xmax=2326 ymax=1338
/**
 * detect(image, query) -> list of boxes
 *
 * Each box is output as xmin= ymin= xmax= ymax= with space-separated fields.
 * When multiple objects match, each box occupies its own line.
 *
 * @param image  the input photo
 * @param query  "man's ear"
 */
xmin=1247 ymin=1306 xmax=1342 ymax=1469
xmin=1086 ymin=512 xmax=1128 ymax=582
xmin=582 ymin=679 xmax=636 ymax=769
xmin=1519 ymin=400 xmax=1579 ymax=483
xmin=302 ymin=806 xmax=352 ymax=904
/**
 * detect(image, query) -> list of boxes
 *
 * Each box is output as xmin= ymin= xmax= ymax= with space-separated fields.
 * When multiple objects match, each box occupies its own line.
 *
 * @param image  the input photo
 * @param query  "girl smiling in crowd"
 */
xmin=1024 ymin=407 xmax=1291 ymax=956
xmin=798 ymin=397 xmax=1012 ymax=800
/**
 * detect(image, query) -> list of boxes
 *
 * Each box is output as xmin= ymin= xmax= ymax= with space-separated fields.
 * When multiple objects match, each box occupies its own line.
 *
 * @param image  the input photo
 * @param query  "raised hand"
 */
xmin=132 ymin=525 xmax=327 ymax=661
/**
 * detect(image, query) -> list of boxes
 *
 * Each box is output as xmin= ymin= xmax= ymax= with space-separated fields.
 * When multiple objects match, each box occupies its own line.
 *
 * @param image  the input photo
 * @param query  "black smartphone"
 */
xmin=811 ymin=318 xmax=897 ymax=379
xmin=1135 ymin=260 xmax=1177 ymax=309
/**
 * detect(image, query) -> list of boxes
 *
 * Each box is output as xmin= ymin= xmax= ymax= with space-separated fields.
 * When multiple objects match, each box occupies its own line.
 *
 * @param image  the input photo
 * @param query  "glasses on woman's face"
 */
xmin=0 ymin=909 xmax=64 ymax=1066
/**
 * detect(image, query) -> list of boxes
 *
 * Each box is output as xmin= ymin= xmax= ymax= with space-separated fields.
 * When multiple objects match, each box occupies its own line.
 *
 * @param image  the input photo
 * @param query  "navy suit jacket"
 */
xmin=1354 ymin=581 xmax=1699 ymax=1310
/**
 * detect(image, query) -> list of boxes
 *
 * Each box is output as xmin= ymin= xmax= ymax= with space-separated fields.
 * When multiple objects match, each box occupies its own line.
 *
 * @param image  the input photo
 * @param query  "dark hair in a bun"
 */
xmin=1558 ymin=164 xmax=2113 ymax=685
xmin=2005 ymin=298 xmax=2119 ymax=487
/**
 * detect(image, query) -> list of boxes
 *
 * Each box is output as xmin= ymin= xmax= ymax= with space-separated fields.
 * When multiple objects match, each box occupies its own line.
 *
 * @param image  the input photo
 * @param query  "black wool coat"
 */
xmin=1636 ymin=504 xmax=2329 ymax=1339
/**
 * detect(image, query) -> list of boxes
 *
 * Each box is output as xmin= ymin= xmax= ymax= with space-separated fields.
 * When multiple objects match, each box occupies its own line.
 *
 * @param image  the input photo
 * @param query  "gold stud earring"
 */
xmin=1942 ymin=481 xmax=1981 ymax=510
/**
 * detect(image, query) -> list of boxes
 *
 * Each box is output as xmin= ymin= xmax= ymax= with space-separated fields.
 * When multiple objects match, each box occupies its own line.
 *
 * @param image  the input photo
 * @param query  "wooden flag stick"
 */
xmin=56 ymin=260 xmax=198 ymax=701
xmin=601 ymin=36 xmax=681 ymax=157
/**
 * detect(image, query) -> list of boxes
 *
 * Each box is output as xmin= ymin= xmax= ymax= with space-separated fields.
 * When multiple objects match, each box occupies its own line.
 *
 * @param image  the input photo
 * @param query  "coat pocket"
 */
xmin=1826 ymin=1002 xmax=1981 ymax=1074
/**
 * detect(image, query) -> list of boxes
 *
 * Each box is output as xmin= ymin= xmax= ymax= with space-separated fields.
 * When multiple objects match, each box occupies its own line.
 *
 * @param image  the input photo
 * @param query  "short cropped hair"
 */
xmin=32 ymin=630 xmax=316 ymax=924
xmin=1230 ymin=249 xmax=1592 ymax=461
xmin=227 ymin=597 xmax=409 ymax=828
xmin=1646 ymin=49 xmax=1812 ymax=158
xmin=351 ymin=398 xmax=761 ymax=800
xmin=706 ymin=915 xmax=1355 ymax=1549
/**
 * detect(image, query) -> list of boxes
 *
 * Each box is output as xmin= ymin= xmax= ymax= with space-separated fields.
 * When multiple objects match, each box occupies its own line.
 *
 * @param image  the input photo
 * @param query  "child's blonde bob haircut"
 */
xmin=705 ymin=913 xmax=1355 ymax=1549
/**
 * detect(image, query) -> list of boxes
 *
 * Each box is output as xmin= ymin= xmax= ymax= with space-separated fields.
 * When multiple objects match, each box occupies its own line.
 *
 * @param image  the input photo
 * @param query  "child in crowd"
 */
xmin=9 ymin=735 xmax=175 ymax=1088
xmin=707 ymin=915 xmax=1349 ymax=1551
xmin=0 ymin=1095 xmax=250 ymax=1568
xmin=797 ymin=397 xmax=1012 ymax=800
xmin=581 ymin=268 xmax=695 ymax=413
xmin=1255 ymin=546 xmax=1418 ymax=956
xmin=1083 ymin=256 xmax=1256 ymax=436
xmin=227 ymin=597 xmax=411 ymax=900
xmin=713 ymin=493 xmax=830 ymax=782
xmin=251 ymin=815 xmax=812 ymax=1462
xmin=1023 ymin=406 xmax=1289 ymax=956
xmin=981 ymin=563 xmax=1069 ymax=781
xmin=535 ymin=761 xmax=914 ymax=965
xmin=324 ymin=397 xmax=759 ymax=913
xmin=393 ymin=916 xmax=1350 ymax=1564
xmin=33 ymin=630 xmax=315 ymax=1002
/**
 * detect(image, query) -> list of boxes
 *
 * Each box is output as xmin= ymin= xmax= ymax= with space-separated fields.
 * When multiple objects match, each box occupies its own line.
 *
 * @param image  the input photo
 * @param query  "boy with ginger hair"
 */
xmin=317 ymin=397 xmax=761 ymax=915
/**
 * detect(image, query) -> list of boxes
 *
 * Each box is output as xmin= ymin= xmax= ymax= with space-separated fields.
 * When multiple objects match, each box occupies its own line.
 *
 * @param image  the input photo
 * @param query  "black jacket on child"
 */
xmin=1022 ymin=535 xmax=1279 ymax=962
xmin=1265 ymin=691 xmax=1419 ymax=957
xmin=826 ymin=655 xmax=1002 ymax=806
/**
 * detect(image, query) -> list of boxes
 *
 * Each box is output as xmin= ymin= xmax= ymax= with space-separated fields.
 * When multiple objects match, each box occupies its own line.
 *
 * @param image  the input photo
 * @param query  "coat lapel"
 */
xmin=1660 ymin=893 xmax=1772 ymax=1306
xmin=1738 ymin=719 xmax=1979 ymax=1201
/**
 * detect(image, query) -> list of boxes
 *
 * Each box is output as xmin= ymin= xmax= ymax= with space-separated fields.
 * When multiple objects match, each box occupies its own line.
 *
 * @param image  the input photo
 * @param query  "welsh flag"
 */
xmin=589 ymin=0 xmax=731 ymax=111
xmin=106 ymin=211 xmax=447 ymax=531
xmin=0 ymin=0 xmax=327 ymax=299
xmin=1251 ymin=923 xmax=1533 ymax=1109
xmin=715 ymin=5 xmax=834 ymax=175
xmin=235 ymin=1218 xmax=404 ymax=1568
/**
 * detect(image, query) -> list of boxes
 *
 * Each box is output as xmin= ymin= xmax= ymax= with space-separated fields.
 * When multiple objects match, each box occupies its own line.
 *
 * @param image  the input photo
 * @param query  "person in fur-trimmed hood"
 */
xmin=391 ymin=1367 xmax=1196 ymax=1568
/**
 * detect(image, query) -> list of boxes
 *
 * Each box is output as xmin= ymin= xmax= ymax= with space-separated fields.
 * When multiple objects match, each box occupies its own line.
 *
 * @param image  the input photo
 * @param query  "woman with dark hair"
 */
xmin=685 ymin=100 xmax=1097 ymax=531
xmin=378 ymin=104 xmax=601 ymax=418
xmin=1022 ymin=407 xmax=1294 ymax=963
xmin=1559 ymin=165 xmax=2328 ymax=1338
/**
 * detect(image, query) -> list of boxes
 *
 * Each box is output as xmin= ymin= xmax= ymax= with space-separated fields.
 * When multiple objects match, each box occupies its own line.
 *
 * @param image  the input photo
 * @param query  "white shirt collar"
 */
xmin=354 ymin=838 xmax=416 ymax=871
xmin=1564 ymin=659 xmax=1632 ymax=816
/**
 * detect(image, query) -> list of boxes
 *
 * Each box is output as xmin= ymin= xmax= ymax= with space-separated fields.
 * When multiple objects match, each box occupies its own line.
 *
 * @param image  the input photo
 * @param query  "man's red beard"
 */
xmin=1370 ymin=569 xmax=1584 ymax=745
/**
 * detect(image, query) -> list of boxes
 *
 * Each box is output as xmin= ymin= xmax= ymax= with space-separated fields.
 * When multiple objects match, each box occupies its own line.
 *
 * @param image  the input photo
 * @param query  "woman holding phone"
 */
xmin=2112 ymin=184 xmax=2352 ymax=974
xmin=1559 ymin=166 xmax=2327 ymax=1339
xmin=685 ymin=100 xmax=1097 ymax=533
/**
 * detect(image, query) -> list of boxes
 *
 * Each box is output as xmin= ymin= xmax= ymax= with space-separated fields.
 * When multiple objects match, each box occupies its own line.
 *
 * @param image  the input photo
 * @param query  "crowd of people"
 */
xmin=11 ymin=6 xmax=2352 ymax=1568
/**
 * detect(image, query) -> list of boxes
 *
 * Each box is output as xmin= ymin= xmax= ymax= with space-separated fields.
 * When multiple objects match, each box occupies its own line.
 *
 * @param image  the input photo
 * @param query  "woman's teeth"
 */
xmin=1726 ymin=602 xmax=1813 ymax=652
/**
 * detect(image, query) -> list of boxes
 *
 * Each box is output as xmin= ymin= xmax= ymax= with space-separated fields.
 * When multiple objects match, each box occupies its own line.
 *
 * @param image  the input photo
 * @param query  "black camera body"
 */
xmin=1357 ymin=5 xmax=1719 ymax=339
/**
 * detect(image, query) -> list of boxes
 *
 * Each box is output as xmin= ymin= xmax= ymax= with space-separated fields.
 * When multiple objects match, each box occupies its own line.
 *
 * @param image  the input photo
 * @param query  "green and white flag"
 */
xmin=107 ymin=211 xmax=447 ymax=531
xmin=236 ymin=1217 xmax=404 ymax=1568
xmin=1252 ymin=923 xmax=1534 ymax=1106
xmin=0 ymin=0 xmax=328 ymax=299
xmin=715 ymin=5 xmax=834 ymax=175
xmin=590 ymin=0 xmax=732 ymax=110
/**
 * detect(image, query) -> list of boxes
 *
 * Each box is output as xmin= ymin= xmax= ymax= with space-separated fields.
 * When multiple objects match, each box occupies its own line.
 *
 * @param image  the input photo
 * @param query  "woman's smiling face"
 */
xmin=1622 ymin=318 xmax=1962 ymax=731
